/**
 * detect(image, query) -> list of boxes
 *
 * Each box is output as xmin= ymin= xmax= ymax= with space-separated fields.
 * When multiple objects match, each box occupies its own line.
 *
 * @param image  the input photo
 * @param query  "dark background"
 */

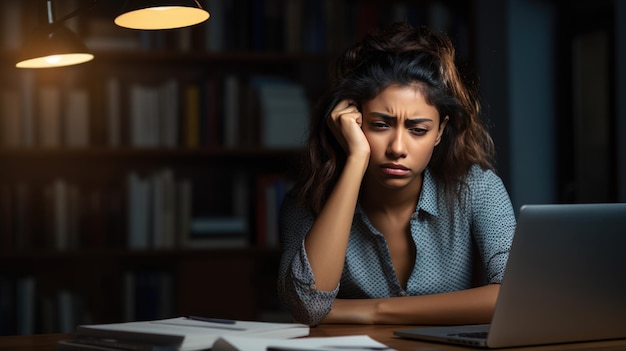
xmin=0 ymin=0 xmax=624 ymax=336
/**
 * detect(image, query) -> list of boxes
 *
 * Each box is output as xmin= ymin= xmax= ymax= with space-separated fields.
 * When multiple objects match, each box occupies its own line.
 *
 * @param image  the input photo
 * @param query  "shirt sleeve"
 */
xmin=467 ymin=168 xmax=517 ymax=284
xmin=276 ymin=194 xmax=339 ymax=326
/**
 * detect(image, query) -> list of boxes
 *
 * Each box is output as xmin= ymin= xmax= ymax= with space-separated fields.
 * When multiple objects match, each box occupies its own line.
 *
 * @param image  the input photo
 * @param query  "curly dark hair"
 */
xmin=294 ymin=22 xmax=495 ymax=215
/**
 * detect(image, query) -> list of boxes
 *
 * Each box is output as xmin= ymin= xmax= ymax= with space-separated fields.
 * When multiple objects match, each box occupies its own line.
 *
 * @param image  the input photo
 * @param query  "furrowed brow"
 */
xmin=370 ymin=112 xmax=395 ymax=121
xmin=406 ymin=118 xmax=433 ymax=125
xmin=370 ymin=112 xmax=433 ymax=125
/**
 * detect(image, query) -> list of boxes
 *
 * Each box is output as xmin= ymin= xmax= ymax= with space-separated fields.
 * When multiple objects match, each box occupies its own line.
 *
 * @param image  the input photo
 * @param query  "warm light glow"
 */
xmin=16 ymin=53 xmax=94 ymax=68
xmin=114 ymin=6 xmax=209 ymax=30
xmin=45 ymin=55 xmax=62 ymax=64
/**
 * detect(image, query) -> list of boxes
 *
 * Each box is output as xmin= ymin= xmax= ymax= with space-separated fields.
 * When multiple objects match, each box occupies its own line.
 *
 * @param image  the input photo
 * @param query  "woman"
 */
xmin=277 ymin=22 xmax=516 ymax=326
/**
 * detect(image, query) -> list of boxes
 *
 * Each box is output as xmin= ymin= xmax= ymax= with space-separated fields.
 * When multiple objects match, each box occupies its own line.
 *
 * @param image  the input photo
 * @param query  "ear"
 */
xmin=435 ymin=116 xmax=449 ymax=146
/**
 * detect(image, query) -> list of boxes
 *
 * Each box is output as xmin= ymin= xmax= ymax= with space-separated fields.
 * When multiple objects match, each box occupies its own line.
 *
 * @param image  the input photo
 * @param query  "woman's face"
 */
xmin=361 ymin=84 xmax=447 ymax=192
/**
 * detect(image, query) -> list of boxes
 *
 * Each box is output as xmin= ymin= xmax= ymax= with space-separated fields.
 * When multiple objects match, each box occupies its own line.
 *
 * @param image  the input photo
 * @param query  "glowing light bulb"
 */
xmin=45 ymin=55 xmax=62 ymax=64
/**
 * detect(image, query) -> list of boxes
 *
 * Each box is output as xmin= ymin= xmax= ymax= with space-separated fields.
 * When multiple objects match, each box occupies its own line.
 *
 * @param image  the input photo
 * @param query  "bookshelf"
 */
xmin=0 ymin=0 xmax=474 ymax=336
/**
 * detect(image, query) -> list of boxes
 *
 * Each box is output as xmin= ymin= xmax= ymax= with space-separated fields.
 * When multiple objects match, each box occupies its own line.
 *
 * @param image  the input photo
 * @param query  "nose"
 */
xmin=386 ymin=129 xmax=407 ymax=159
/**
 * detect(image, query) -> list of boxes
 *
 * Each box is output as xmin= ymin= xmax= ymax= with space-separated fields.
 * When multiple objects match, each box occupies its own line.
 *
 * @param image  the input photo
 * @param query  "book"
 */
xmin=181 ymin=172 xmax=250 ymax=249
xmin=64 ymin=89 xmax=90 ymax=147
xmin=0 ymin=276 xmax=17 ymax=335
xmin=123 ymin=270 xmax=174 ymax=322
xmin=183 ymin=216 xmax=248 ymax=249
xmin=0 ymin=89 xmax=22 ymax=147
xmin=251 ymin=78 xmax=310 ymax=148
xmin=58 ymin=317 xmax=310 ymax=351
xmin=222 ymin=75 xmax=240 ymax=148
xmin=21 ymin=72 xmax=35 ymax=147
xmin=284 ymin=0 xmax=303 ymax=53
xmin=43 ymin=179 xmax=82 ymax=251
xmin=183 ymin=83 xmax=201 ymax=148
xmin=255 ymin=174 xmax=293 ymax=247
xmin=151 ymin=169 xmax=177 ymax=249
xmin=106 ymin=77 xmax=122 ymax=147
xmin=0 ymin=1 xmax=22 ymax=51
xmin=129 ymin=84 xmax=159 ymax=147
xmin=126 ymin=172 xmax=151 ymax=249
xmin=16 ymin=276 xmax=36 ymax=335
xmin=203 ymin=0 xmax=223 ymax=51
xmin=159 ymin=80 xmax=179 ymax=148
xmin=37 ymin=86 xmax=62 ymax=147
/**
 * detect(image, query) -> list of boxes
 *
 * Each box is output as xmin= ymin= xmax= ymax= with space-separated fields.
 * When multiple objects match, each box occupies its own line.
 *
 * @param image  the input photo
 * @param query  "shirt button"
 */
xmin=309 ymin=284 xmax=317 ymax=291
xmin=398 ymin=291 xmax=406 ymax=296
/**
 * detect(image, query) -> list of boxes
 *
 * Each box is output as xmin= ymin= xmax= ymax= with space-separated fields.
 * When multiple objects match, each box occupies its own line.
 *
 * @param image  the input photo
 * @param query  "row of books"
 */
xmin=0 ymin=170 xmax=291 ymax=252
xmin=127 ymin=169 xmax=248 ymax=250
xmin=0 ymin=85 xmax=90 ymax=149
xmin=0 ymin=275 xmax=88 ymax=336
xmin=0 ymin=73 xmax=310 ymax=149
xmin=127 ymin=169 xmax=290 ymax=249
xmin=123 ymin=269 xmax=175 ymax=323
xmin=0 ymin=269 xmax=174 ymax=335
xmin=0 ymin=275 xmax=37 ymax=335
xmin=0 ymin=180 xmax=125 ymax=251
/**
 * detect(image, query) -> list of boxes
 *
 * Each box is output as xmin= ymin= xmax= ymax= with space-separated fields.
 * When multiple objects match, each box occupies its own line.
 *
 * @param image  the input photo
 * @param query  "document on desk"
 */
xmin=58 ymin=316 xmax=310 ymax=351
xmin=212 ymin=335 xmax=397 ymax=351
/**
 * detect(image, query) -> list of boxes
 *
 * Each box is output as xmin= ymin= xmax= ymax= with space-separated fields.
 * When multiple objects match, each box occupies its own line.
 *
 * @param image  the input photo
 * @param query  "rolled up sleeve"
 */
xmin=277 ymin=195 xmax=339 ymax=326
xmin=468 ymin=168 xmax=517 ymax=284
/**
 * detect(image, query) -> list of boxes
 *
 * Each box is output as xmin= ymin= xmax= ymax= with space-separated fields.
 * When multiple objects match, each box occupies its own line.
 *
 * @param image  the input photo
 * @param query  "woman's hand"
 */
xmin=327 ymin=99 xmax=370 ymax=157
xmin=320 ymin=285 xmax=501 ymax=325
xmin=322 ymin=299 xmax=377 ymax=324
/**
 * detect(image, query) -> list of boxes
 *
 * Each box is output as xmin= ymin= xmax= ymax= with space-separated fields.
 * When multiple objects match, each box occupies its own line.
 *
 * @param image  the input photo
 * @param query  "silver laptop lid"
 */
xmin=487 ymin=203 xmax=626 ymax=348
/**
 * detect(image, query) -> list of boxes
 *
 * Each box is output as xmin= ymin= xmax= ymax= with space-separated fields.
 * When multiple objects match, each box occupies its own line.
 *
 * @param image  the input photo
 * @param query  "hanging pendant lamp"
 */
xmin=114 ymin=0 xmax=210 ymax=30
xmin=16 ymin=0 xmax=94 ymax=68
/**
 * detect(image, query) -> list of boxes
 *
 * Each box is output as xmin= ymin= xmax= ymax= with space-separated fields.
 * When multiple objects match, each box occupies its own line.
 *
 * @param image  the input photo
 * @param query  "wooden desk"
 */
xmin=0 ymin=333 xmax=69 ymax=351
xmin=0 ymin=326 xmax=625 ymax=351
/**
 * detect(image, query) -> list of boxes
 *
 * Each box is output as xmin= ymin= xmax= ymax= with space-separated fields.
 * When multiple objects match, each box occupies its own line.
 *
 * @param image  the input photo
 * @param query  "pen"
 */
xmin=185 ymin=316 xmax=237 ymax=324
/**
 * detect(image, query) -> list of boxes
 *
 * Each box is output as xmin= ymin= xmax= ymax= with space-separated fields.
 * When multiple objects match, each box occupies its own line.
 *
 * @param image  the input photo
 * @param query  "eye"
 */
xmin=409 ymin=127 xmax=428 ymax=136
xmin=370 ymin=121 xmax=389 ymax=129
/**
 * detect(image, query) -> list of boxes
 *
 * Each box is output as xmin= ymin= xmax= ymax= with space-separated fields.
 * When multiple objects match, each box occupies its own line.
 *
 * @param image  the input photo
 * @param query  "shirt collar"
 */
xmin=356 ymin=168 xmax=440 ymax=219
xmin=416 ymin=168 xmax=439 ymax=217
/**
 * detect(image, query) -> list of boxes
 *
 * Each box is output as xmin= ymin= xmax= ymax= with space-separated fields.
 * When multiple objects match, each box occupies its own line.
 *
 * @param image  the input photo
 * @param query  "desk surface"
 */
xmin=1 ymin=325 xmax=625 ymax=351
xmin=309 ymin=324 xmax=626 ymax=350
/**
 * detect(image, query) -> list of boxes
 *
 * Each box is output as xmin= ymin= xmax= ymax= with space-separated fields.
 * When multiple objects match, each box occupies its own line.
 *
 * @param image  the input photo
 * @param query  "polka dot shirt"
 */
xmin=277 ymin=166 xmax=517 ymax=326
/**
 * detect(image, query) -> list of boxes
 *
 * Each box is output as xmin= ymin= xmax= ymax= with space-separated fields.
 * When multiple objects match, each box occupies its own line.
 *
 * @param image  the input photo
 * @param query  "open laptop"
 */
xmin=394 ymin=203 xmax=626 ymax=348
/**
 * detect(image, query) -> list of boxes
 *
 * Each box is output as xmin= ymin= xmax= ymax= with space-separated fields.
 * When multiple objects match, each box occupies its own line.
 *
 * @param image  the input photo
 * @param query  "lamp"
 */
xmin=114 ymin=0 xmax=210 ymax=30
xmin=16 ymin=0 xmax=94 ymax=68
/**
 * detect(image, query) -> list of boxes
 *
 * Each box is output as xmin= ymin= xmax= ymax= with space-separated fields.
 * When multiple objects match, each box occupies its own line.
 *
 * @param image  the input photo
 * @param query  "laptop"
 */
xmin=394 ymin=203 xmax=626 ymax=348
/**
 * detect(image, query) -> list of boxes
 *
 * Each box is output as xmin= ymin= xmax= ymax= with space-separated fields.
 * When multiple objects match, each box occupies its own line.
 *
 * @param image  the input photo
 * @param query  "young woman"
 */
xmin=277 ymin=22 xmax=516 ymax=326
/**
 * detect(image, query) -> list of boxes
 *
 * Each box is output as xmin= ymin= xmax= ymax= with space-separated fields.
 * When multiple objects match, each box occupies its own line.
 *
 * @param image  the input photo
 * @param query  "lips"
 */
xmin=380 ymin=163 xmax=410 ymax=176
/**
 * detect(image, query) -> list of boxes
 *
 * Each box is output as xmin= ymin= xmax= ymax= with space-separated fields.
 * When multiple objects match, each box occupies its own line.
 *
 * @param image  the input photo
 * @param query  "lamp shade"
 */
xmin=115 ymin=0 xmax=210 ymax=30
xmin=16 ymin=23 xmax=94 ymax=68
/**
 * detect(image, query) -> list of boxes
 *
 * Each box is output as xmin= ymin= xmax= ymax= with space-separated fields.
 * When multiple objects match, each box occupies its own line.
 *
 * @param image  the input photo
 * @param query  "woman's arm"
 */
xmin=322 ymin=284 xmax=500 ymax=325
xmin=303 ymin=156 xmax=367 ymax=291
xmin=276 ymin=100 xmax=371 ymax=325
xmin=303 ymin=100 xmax=370 ymax=291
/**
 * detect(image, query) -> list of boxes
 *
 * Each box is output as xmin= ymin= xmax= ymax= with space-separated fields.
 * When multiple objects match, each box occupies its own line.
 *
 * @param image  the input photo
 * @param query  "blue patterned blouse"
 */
xmin=277 ymin=166 xmax=517 ymax=326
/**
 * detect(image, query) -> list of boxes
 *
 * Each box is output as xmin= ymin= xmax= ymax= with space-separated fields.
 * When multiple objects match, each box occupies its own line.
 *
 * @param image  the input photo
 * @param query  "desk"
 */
xmin=0 ymin=326 xmax=625 ymax=351
xmin=309 ymin=324 xmax=626 ymax=351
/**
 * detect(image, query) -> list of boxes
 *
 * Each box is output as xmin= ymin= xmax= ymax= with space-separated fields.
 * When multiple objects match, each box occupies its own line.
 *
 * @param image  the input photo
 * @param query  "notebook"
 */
xmin=394 ymin=203 xmax=626 ymax=348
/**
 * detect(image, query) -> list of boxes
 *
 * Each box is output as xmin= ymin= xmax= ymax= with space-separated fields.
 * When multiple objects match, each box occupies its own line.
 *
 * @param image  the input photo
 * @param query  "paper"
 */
xmin=212 ymin=335 xmax=396 ymax=351
xmin=69 ymin=317 xmax=310 ymax=351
